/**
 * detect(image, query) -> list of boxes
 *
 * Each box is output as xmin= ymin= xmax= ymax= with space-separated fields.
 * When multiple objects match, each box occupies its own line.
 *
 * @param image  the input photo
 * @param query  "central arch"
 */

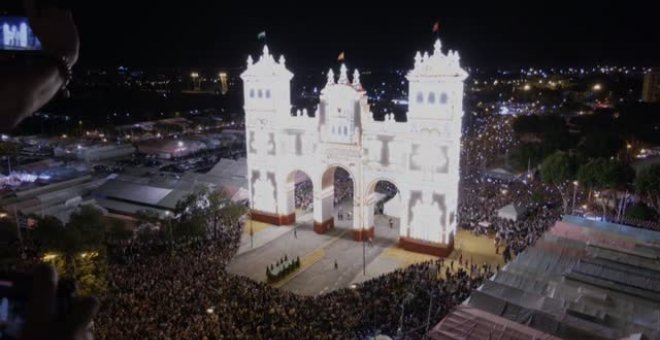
xmin=315 ymin=165 xmax=356 ymax=234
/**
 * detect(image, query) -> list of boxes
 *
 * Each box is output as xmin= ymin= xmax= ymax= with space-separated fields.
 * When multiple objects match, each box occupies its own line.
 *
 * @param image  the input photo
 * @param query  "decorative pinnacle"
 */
xmin=433 ymin=39 xmax=442 ymax=55
xmin=352 ymin=69 xmax=361 ymax=88
xmin=262 ymin=44 xmax=270 ymax=56
xmin=279 ymin=55 xmax=286 ymax=65
xmin=338 ymin=63 xmax=349 ymax=84
xmin=326 ymin=68 xmax=336 ymax=86
xmin=414 ymin=51 xmax=422 ymax=65
xmin=247 ymin=55 xmax=254 ymax=66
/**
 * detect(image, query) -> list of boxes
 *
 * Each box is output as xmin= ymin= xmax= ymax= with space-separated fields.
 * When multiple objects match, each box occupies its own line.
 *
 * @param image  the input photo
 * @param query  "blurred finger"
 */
xmin=26 ymin=264 xmax=58 ymax=326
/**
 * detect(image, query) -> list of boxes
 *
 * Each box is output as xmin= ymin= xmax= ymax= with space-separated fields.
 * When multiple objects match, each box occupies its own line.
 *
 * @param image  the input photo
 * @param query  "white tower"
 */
xmin=397 ymin=39 xmax=467 ymax=252
xmin=241 ymin=45 xmax=295 ymax=224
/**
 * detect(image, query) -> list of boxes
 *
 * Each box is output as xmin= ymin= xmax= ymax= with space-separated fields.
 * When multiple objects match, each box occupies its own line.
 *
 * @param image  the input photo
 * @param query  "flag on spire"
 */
xmin=432 ymin=21 xmax=440 ymax=33
xmin=257 ymin=31 xmax=267 ymax=40
xmin=337 ymin=51 xmax=345 ymax=62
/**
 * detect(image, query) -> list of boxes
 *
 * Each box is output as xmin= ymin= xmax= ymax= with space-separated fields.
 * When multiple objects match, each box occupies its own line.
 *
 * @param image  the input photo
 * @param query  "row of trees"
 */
xmin=129 ymin=187 xmax=246 ymax=245
xmin=511 ymin=106 xmax=660 ymax=172
xmin=2 ymin=187 xmax=245 ymax=295
xmin=540 ymin=151 xmax=659 ymax=221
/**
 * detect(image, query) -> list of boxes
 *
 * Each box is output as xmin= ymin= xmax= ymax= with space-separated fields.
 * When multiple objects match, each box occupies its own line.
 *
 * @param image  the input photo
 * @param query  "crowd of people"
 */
xmin=333 ymin=175 xmax=353 ymax=206
xmin=458 ymin=111 xmax=563 ymax=261
xmin=294 ymin=179 xmax=313 ymax=211
xmin=94 ymin=233 xmax=489 ymax=339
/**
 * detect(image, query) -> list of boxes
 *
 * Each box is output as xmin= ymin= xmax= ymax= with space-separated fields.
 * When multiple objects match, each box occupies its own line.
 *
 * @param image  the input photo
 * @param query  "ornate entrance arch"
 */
xmin=242 ymin=39 xmax=467 ymax=256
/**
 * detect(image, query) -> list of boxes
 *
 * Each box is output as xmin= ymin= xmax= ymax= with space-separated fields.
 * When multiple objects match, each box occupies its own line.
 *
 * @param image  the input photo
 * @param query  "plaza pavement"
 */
xmin=227 ymin=201 xmax=505 ymax=295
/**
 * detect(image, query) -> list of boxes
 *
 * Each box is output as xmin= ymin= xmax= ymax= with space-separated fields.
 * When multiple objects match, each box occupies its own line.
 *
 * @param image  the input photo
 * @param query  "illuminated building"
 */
xmin=642 ymin=68 xmax=660 ymax=103
xmin=242 ymin=40 xmax=467 ymax=256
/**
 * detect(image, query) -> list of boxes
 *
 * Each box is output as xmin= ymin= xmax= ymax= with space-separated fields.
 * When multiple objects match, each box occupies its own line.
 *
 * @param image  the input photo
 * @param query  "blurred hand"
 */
xmin=24 ymin=0 xmax=80 ymax=66
xmin=21 ymin=265 xmax=99 ymax=340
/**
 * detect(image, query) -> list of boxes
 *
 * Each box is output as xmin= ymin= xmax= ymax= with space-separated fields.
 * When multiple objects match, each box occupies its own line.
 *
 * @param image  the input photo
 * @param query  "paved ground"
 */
xmin=227 ymin=200 xmax=505 ymax=296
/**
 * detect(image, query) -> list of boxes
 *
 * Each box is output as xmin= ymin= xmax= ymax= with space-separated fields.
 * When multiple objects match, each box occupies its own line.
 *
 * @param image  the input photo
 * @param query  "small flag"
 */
xmin=432 ymin=21 xmax=440 ymax=33
xmin=257 ymin=31 xmax=266 ymax=40
xmin=337 ymin=51 xmax=345 ymax=62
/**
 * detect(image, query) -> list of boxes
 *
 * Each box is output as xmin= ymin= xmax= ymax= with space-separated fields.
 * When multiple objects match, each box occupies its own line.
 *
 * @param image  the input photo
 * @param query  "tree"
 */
xmin=135 ymin=209 xmax=161 ymax=229
xmin=67 ymin=205 xmax=106 ymax=248
xmin=106 ymin=219 xmax=133 ymax=243
xmin=576 ymin=133 xmax=624 ymax=160
xmin=170 ymin=186 xmax=246 ymax=246
xmin=32 ymin=215 xmax=65 ymax=251
xmin=540 ymin=151 xmax=578 ymax=213
xmin=33 ymin=206 xmax=107 ymax=277
xmin=577 ymin=158 xmax=635 ymax=220
xmin=625 ymin=202 xmax=658 ymax=221
xmin=0 ymin=217 xmax=17 ymax=243
xmin=0 ymin=218 xmax=19 ymax=263
xmin=173 ymin=188 xmax=211 ymax=241
xmin=635 ymin=164 xmax=660 ymax=213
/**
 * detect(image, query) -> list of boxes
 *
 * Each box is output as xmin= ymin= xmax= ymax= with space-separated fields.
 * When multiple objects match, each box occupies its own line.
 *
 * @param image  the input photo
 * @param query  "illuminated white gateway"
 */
xmin=242 ymin=39 xmax=467 ymax=255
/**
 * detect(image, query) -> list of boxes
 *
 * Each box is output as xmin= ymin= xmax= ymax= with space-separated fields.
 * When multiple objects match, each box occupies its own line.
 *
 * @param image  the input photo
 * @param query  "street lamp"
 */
xmin=165 ymin=211 xmax=173 ymax=251
xmin=572 ymin=180 xmax=579 ymax=214
xmin=362 ymin=234 xmax=366 ymax=276
xmin=248 ymin=210 xmax=254 ymax=248
xmin=397 ymin=293 xmax=415 ymax=339
xmin=592 ymin=83 xmax=602 ymax=91
xmin=191 ymin=72 xmax=200 ymax=90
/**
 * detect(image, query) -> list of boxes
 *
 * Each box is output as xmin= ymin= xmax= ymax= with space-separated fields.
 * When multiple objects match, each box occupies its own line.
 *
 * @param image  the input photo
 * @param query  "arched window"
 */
xmin=265 ymin=89 xmax=271 ymax=98
xmin=249 ymin=89 xmax=255 ymax=98
xmin=440 ymin=93 xmax=448 ymax=104
xmin=416 ymin=92 xmax=424 ymax=103
xmin=343 ymin=126 xmax=348 ymax=136
xmin=257 ymin=89 xmax=263 ymax=98
xmin=428 ymin=92 xmax=436 ymax=104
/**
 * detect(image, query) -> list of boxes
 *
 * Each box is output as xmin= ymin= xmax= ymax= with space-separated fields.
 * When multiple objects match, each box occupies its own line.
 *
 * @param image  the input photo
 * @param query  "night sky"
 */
xmin=71 ymin=1 xmax=659 ymax=70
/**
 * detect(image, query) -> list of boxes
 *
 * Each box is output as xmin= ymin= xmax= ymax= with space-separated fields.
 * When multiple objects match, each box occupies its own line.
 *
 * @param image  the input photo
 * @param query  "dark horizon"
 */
xmin=70 ymin=1 xmax=660 ymax=70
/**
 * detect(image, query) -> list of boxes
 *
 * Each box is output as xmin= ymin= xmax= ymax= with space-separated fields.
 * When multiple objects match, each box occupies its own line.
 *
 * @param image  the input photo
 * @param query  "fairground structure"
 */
xmin=241 ymin=39 xmax=467 ymax=256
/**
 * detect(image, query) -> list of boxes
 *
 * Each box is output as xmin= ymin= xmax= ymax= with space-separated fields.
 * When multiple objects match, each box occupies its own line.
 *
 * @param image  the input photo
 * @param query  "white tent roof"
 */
xmin=497 ymin=203 xmax=526 ymax=220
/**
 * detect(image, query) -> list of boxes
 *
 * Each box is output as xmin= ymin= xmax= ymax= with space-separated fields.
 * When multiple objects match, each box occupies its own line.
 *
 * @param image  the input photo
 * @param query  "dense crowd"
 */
xmin=458 ymin=113 xmax=562 ymax=260
xmin=294 ymin=179 xmax=313 ymax=211
xmin=95 ymin=235 xmax=488 ymax=339
xmin=333 ymin=176 xmax=353 ymax=206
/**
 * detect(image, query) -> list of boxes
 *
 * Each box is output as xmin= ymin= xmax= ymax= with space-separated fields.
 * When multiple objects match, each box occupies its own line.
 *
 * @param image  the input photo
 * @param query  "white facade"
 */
xmin=241 ymin=40 xmax=467 ymax=254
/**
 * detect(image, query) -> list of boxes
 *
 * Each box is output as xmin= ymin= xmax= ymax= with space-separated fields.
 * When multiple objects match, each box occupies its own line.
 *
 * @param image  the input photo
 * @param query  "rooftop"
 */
xmin=431 ymin=216 xmax=660 ymax=339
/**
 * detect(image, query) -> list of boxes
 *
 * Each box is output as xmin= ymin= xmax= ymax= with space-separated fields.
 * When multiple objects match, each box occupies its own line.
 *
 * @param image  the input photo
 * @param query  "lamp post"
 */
xmin=248 ymin=210 xmax=254 ymax=249
xmin=424 ymin=290 xmax=435 ymax=339
xmin=572 ymin=180 xmax=579 ymax=214
xmin=165 ymin=211 xmax=173 ymax=252
xmin=397 ymin=293 xmax=414 ymax=339
xmin=362 ymin=235 xmax=366 ymax=276
xmin=191 ymin=72 xmax=200 ymax=90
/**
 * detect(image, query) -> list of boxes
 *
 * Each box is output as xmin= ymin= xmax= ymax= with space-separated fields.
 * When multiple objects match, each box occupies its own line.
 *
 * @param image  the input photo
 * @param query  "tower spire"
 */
xmin=433 ymin=39 xmax=442 ymax=56
xmin=338 ymin=64 xmax=349 ymax=84
xmin=326 ymin=68 xmax=336 ymax=86
xmin=352 ymin=69 xmax=362 ymax=90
